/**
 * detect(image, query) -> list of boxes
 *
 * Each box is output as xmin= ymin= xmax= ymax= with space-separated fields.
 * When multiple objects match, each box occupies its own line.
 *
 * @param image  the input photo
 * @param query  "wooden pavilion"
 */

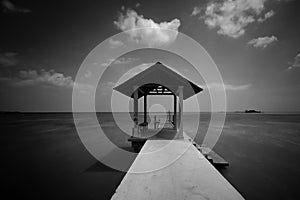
xmin=111 ymin=62 xmax=243 ymax=200
xmin=114 ymin=61 xmax=203 ymax=140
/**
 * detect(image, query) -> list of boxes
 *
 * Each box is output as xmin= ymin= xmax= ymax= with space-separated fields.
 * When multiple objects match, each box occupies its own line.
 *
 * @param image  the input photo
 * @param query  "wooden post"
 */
xmin=173 ymin=94 xmax=177 ymax=130
xmin=133 ymin=86 xmax=139 ymax=137
xmin=144 ymin=95 xmax=147 ymax=123
xmin=134 ymin=86 xmax=138 ymax=124
xmin=178 ymin=86 xmax=183 ymax=139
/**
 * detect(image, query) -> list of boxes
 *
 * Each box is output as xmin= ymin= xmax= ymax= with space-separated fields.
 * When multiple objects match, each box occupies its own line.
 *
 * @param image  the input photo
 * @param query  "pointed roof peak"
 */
xmin=113 ymin=62 xmax=203 ymax=100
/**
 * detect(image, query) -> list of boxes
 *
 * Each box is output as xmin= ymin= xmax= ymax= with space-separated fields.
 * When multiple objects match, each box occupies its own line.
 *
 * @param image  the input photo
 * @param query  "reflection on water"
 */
xmin=0 ymin=112 xmax=300 ymax=200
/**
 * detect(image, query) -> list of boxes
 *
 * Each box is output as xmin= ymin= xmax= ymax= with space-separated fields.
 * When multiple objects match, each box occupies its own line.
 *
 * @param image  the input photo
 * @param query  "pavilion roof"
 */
xmin=113 ymin=62 xmax=203 ymax=100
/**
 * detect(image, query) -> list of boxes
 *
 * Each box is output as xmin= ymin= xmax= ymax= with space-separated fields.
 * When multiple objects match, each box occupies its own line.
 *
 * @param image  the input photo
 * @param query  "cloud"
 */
xmin=123 ymin=63 xmax=153 ymax=77
xmin=15 ymin=69 xmax=74 ymax=88
xmin=73 ymin=82 xmax=94 ymax=94
xmin=0 ymin=52 xmax=18 ymax=67
xmin=277 ymin=0 xmax=295 ymax=2
xmin=287 ymin=53 xmax=300 ymax=70
xmin=202 ymin=0 xmax=267 ymax=38
xmin=202 ymin=83 xmax=251 ymax=91
xmin=0 ymin=68 xmax=95 ymax=93
xmin=114 ymin=9 xmax=180 ymax=47
xmin=100 ymin=57 xmax=138 ymax=67
xmin=108 ymin=38 xmax=124 ymax=48
xmin=0 ymin=76 xmax=12 ymax=83
xmin=191 ymin=7 xmax=201 ymax=16
xmin=247 ymin=35 xmax=278 ymax=48
xmin=99 ymin=81 xmax=116 ymax=95
xmin=1 ymin=0 xmax=31 ymax=13
xmin=84 ymin=70 xmax=92 ymax=78
xmin=114 ymin=57 xmax=138 ymax=65
xmin=258 ymin=10 xmax=275 ymax=22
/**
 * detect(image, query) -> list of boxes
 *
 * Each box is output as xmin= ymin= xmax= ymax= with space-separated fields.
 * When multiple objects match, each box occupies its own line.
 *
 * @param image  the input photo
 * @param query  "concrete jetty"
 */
xmin=111 ymin=130 xmax=244 ymax=200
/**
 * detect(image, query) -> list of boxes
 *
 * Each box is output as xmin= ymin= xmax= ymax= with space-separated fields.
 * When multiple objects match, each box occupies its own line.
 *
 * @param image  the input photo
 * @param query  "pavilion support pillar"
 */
xmin=178 ymin=86 xmax=184 ymax=139
xmin=134 ymin=86 xmax=138 ymax=124
xmin=144 ymin=95 xmax=147 ymax=123
xmin=173 ymin=94 xmax=177 ymax=130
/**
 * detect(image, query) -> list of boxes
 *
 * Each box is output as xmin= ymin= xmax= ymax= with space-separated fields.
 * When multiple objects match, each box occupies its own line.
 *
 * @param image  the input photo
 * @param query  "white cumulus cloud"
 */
xmin=258 ymin=10 xmax=275 ymax=22
xmin=202 ymin=0 xmax=267 ymax=38
xmin=114 ymin=9 xmax=180 ymax=47
xmin=247 ymin=35 xmax=278 ymax=48
xmin=16 ymin=69 xmax=74 ymax=88
xmin=0 ymin=68 xmax=94 ymax=93
xmin=100 ymin=57 xmax=138 ymax=67
xmin=287 ymin=53 xmax=300 ymax=70
xmin=108 ymin=38 xmax=124 ymax=48
xmin=191 ymin=7 xmax=201 ymax=16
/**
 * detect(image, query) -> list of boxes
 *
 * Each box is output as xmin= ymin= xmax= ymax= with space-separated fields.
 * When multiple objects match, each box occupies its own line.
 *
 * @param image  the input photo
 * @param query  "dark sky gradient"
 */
xmin=0 ymin=0 xmax=300 ymax=112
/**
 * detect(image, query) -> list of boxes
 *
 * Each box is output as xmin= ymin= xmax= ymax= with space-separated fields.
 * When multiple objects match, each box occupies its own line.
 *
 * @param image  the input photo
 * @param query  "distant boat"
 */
xmin=245 ymin=110 xmax=261 ymax=113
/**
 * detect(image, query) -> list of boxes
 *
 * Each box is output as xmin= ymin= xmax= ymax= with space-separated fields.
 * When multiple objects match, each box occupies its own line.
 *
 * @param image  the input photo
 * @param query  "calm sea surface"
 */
xmin=0 ymin=112 xmax=299 ymax=199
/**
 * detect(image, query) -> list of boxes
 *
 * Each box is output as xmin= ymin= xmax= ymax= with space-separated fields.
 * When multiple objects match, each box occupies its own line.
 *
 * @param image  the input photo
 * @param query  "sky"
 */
xmin=0 ymin=0 xmax=300 ymax=112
